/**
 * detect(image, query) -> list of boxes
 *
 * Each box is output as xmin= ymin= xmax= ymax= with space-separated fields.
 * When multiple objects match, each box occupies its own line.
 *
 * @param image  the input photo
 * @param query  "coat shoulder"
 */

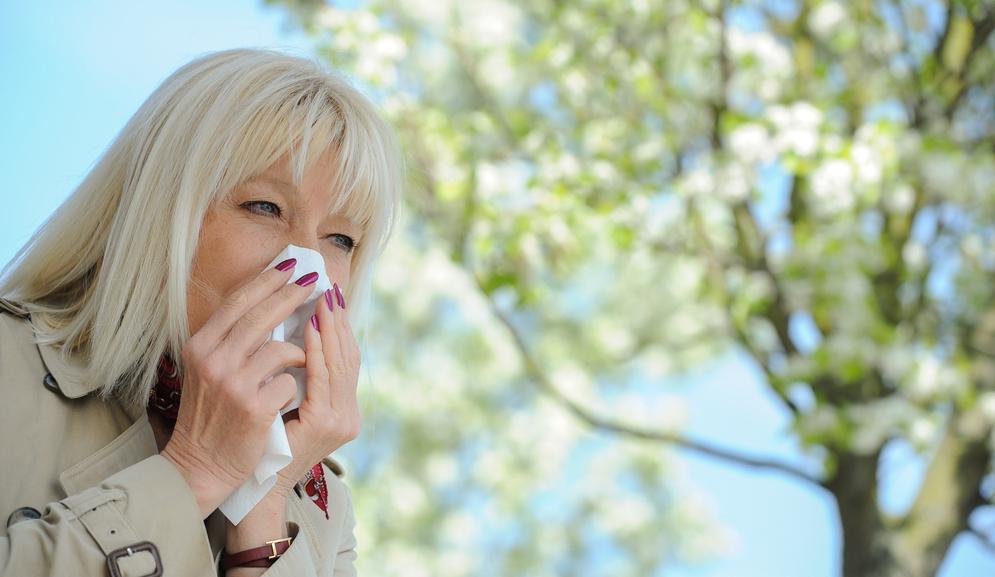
xmin=0 ymin=298 xmax=39 ymax=363
xmin=322 ymin=455 xmax=345 ymax=478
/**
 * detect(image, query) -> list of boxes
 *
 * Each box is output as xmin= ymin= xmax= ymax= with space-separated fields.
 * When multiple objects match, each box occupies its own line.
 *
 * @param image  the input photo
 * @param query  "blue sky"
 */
xmin=1 ymin=2 xmax=992 ymax=576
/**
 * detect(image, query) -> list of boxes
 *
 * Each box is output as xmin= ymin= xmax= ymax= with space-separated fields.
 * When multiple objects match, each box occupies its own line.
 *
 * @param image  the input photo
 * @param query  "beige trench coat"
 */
xmin=0 ymin=298 xmax=357 ymax=576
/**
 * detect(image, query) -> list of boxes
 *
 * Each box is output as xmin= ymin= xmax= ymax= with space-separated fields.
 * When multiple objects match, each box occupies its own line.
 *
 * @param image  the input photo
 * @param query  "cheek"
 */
xmin=320 ymin=255 xmax=352 ymax=290
xmin=187 ymin=211 xmax=282 ymax=331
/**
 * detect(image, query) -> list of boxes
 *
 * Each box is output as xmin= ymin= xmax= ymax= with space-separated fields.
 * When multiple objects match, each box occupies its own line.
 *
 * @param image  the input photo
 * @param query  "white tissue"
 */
xmin=218 ymin=243 xmax=333 ymax=525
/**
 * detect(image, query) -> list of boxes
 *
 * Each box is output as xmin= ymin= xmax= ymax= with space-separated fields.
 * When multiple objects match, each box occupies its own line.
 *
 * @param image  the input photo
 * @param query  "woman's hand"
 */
xmin=271 ymin=284 xmax=361 ymax=497
xmin=161 ymin=260 xmax=316 ymax=518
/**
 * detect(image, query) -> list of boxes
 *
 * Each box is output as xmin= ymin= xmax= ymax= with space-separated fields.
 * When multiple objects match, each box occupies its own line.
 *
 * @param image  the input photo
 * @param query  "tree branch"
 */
xmin=944 ymin=8 xmax=995 ymax=121
xmin=473 ymin=267 xmax=827 ymax=490
xmin=683 ymin=199 xmax=803 ymax=417
xmin=967 ymin=525 xmax=995 ymax=556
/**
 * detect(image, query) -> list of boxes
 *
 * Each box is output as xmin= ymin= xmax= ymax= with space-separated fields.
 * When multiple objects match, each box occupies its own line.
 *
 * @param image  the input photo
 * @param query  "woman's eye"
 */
xmin=329 ymin=234 xmax=357 ymax=253
xmin=243 ymin=201 xmax=356 ymax=253
xmin=242 ymin=201 xmax=282 ymax=218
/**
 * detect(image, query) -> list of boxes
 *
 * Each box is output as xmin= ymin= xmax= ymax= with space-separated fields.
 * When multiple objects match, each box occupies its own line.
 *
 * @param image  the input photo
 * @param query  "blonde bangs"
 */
xmin=220 ymin=64 xmax=401 ymax=257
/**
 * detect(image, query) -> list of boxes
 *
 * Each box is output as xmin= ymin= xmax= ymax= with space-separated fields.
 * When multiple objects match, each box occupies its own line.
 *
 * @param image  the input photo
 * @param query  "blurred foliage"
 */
xmin=267 ymin=0 xmax=995 ymax=576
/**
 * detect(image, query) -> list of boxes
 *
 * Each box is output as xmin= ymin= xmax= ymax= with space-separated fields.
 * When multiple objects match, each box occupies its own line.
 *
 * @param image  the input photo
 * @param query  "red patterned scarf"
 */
xmin=149 ymin=353 xmax=330 ymax=520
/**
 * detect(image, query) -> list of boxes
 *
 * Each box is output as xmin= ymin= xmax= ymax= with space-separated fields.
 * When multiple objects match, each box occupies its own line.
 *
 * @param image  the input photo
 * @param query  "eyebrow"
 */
xmin=245 ymin=174 xmax=297 ymax=191
xmin=244 ymin=174 xmax=362 ymax=232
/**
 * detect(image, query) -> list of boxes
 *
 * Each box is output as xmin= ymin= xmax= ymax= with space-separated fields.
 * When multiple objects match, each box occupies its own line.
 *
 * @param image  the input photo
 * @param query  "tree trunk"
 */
xmin=827 ymin=450 xmax=899 ymax=577
xmin=887 ymin=415 xmax=990 ymax=577
xmin=828 ymin=414 xmax=991 ymax=577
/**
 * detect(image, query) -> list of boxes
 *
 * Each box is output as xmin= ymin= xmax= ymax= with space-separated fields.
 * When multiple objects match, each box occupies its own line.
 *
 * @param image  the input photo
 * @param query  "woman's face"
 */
xmin=186 ymin=147 xmax=362 ymax=336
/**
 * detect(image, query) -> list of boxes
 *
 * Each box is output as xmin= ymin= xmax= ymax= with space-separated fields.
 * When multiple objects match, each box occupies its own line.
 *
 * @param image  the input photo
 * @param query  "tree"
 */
xmin=267 ymin=0 xmax=995 ymax=575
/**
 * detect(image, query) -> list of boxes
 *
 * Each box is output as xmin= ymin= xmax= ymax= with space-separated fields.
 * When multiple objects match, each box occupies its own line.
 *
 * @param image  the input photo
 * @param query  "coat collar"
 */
xmin=33 ymin=328 xmax=154 ymax=494
xmin=1 ymin=297 xmax=105 ymax=400
xmin=31 ymin=315 xmax=149 ymax=423
xmin=19 ymin=315 xmax=153 ymax=491
xmin=33 ymin=330 xmax=106 ymax=400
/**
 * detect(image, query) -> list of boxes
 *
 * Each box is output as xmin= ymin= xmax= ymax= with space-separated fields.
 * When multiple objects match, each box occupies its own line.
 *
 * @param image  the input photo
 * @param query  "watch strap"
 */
xmin=220 ymin=536 xmax=293 ymax=571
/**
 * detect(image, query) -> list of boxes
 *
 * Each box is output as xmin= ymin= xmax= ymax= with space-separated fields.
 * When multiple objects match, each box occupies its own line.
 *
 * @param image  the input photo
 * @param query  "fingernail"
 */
xmin=295 ymin=272 xmax=319 ymax=287
xmin=334 ymin=283 xmax=346 ymax=309
xmin=310 ymin=314 xmax=319 ymax=331
xmin=324 ymin=288 xmax=335 ymax=311
xmin=275 ymin=258 xmax=297 ymax=272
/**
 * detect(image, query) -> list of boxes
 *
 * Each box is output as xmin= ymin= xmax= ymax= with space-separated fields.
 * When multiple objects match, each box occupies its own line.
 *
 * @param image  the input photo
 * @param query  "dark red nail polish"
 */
xmin=333 ymin=283 xmax=346 ymax=309
xmin=295 ymin=272 xmax=319 ymax=287
xmin=310 ymin=314 xmax=319 ymax=331
xmin=275 ymin=258 xmax=297 ymax=272
xmin=324 ymin=288 xmax=335 ymax=311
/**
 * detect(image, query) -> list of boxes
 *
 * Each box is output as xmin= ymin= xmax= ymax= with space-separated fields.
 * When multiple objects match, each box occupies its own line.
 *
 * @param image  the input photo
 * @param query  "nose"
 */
xmin=286 ymin=233 xmax=322 ymax=254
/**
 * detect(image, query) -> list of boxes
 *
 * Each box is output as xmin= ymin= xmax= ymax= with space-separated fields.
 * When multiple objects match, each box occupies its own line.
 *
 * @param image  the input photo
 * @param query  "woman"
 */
xmin=0 ymin=47 xmax=401 ymax=576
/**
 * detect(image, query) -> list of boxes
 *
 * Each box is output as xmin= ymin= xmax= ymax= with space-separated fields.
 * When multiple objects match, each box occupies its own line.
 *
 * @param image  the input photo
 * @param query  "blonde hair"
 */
xmin=0 ymin=48 xmax=403 ymax=412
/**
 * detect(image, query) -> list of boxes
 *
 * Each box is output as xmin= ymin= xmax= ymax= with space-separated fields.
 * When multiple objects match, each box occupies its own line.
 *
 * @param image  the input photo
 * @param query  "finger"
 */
xmin=331 ymin=283 xmax=359 ymax=388
xmin=220 ymin=270 xmax=321 ymax=359
xmin=242 ymin=340 xmax=305 ymax=386
xmin=323 ymin=287 xmax=357 ymax=411
xmin=317 ymin=287 xmax=342 ymax=366
xmin=303 ymin=300 xmax=332 ymax=410
xmin=331 ymin=283 xmax=350 ymax=335
xmin=192 ymin=258 xmax=298 ymax=350
xmin=258 ymin=372 xmax=297 ymax=414
xmin=333 ymin=283 xmax=357 ymax=359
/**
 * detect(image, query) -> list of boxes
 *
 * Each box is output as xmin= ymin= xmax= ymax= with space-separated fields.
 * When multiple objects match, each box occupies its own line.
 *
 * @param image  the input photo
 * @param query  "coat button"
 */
xmin=43 ymin=372 xmax=60 ymax=393
xmin=6 ymin=506 xmax=42 ymax=527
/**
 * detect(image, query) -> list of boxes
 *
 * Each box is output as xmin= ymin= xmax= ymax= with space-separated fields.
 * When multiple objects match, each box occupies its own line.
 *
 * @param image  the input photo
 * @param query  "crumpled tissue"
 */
xmin=217 ymin=243 xmax=332 ymax=525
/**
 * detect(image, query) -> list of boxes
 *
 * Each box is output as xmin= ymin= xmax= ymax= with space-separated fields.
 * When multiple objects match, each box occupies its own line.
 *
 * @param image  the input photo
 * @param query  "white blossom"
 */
xmin=883 ymin=184 xmax=915 ymax=215
xmin=961 ymin=234 xmax=983 ymax=259
xmin=612 ymin=392 xmax=688 ymax=432
xmin=879 ymin=344 xmax=915 ymax=383
xmin=808 ymin=1 xmax=847 ymax=38
xmin=849 ymin=398 xmax=917 ymax=454
xmin=799 ymin=405 xmax=841 ymax=437
xmin=726 ymin=28 xmax=792 ymax=76
xmin=901 ymin=242 xmax=927 ymax=272
xmin=439 ymin=510 xmax=482 ymax=547
xmin=851 ymin=142 xmax=883 ymax=185
xmin=729 ymin=123 xmax=775 ymax=165
xmin=425 ymin=453 xmax=460 ymax=486
xmin=600 ymin=492 xmax=654 ymax=533
xmin=908 ymin=416 xmax=939 ymax=449
xmin=716 ymin=162 xmax=752 ymax=201
xmin=387 ymin=476 xmax=428 ymax=519
xmin=810 ymin=159 xmax=856 ymax=215
xmin=476 ymin=159 xmax=533 ymax=209
xmin=681 ymin=167 xmax=715 ymax=197
xmin=977 ymin=392 xmax=995 ymax=423
xmin=551 ymin=363 xmax=597 ymax=405
xmin=768 ymin=102 xmax=822 ymax=157
xmin=920 ymin=153 xmax=962 ymax=199
xmin=316 ymin=5 xmax=349 ymax=29
xmin=907 ymin=355 xmax=965 ymax=401
xmin=458 ymin=0 xmax=520 ymax=47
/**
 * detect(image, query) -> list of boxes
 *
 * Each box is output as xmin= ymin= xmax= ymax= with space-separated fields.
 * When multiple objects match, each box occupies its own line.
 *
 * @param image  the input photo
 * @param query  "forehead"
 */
xmin=250 ymin=145 xmax=336 ymax=192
